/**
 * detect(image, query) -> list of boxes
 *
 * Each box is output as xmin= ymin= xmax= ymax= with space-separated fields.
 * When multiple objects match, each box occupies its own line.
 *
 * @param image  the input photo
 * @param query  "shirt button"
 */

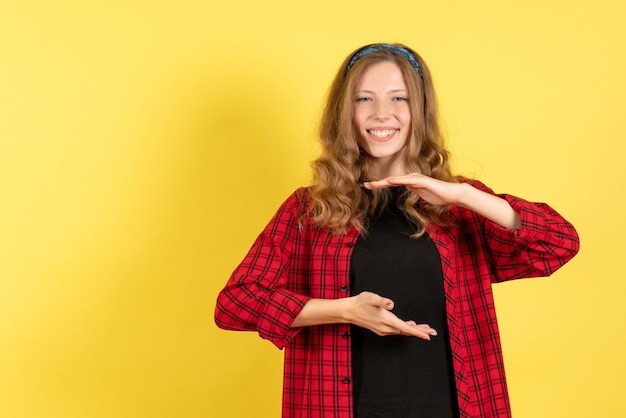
xmin=342 ymin=332 xmax=349 ymax=339
xmin=340 ymin=286 xmax=348 ymax=292
xmin=343 ymin=377 xmax=350 ymax=384
xmin=347 ymin=242 xmax=353 ymax=248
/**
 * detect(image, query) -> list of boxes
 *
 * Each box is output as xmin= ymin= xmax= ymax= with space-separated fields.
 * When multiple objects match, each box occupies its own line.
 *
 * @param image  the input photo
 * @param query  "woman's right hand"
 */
xmin=291 ymin=291 xmax=437 ymax=341
xmin=345 ymin=291 xmax=437 ymax=340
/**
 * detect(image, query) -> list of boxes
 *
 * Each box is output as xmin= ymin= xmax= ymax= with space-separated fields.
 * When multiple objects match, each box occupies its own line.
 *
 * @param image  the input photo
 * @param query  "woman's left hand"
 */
xmin=365 ymin=173 xmax=522 ymax=229
xmin=364 ymin=173 xmax=464 ymax=206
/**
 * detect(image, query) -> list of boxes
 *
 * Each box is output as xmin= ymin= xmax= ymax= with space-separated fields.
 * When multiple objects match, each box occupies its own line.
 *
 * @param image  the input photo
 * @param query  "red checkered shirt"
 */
xmin=215 ymin=180 xmax=579 ymax=417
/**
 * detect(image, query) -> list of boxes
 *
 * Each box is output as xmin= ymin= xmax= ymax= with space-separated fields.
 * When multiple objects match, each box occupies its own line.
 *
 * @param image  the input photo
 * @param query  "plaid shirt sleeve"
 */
xmin=466 ymin=179 xmax=580 ymax=282
xmin=214 ymin=188 xmax=312 ymax=349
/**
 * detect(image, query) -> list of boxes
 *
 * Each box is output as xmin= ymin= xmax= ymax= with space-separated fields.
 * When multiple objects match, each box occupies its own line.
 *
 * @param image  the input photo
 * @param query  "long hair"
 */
xmin=308 ymin=43 xmax=457 ymax=237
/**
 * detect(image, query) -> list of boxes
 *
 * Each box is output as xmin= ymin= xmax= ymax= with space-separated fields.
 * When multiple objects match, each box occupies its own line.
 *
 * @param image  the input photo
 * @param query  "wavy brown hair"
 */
xmin=308 ymin=43 xmax=457 ymax=237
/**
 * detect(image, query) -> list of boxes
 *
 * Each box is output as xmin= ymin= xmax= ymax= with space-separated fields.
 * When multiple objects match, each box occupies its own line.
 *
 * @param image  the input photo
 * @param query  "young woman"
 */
xmin=214 ymin=43 xmax=579 ymax=418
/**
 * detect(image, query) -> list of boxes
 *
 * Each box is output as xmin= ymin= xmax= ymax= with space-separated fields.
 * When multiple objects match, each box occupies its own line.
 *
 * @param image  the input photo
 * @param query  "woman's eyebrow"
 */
xmin=355 ymin=89 xmax=408 ymax=94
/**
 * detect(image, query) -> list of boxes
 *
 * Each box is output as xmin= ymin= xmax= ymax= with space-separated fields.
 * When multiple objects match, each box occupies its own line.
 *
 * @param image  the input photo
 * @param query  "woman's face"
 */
xmin=353 ymin=60 xmax=411 ymax=178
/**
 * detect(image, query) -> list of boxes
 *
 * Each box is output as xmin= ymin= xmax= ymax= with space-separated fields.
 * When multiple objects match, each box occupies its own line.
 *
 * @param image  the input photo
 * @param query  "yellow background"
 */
xmin=1 ymin=1 xmax=624 ymax=417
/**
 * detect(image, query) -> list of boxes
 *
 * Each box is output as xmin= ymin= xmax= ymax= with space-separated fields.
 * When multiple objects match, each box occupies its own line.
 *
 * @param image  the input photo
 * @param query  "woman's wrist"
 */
xmin=453 ymin=182 xmax=475 ymax=208
xmin=291 ymin=297 xmax=353 ymax=328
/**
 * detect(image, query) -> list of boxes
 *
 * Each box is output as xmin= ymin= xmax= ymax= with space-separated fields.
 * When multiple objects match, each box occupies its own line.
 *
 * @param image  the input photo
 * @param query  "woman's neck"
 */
xmin=367 ymin=159 xmax=408 ymax=180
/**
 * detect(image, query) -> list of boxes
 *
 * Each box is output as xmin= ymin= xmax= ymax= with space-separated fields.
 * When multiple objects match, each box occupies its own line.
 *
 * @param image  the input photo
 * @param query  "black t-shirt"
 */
xmin=350 ymin=190 xmax=459 ymax=418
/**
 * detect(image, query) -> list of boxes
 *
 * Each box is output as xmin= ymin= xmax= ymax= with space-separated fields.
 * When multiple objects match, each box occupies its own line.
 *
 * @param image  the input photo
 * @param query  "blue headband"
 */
xmin=345 ymin=44 xmax=423 ymax=77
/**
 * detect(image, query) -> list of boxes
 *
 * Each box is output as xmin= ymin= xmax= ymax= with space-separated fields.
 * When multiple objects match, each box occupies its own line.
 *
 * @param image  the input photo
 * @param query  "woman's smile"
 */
xmin=368 ymin=128 xmax=398 ymax=141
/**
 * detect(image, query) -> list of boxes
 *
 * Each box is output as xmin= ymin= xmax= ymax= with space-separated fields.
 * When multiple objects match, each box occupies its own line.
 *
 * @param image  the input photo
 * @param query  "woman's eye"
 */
xmin=356 ymin=97 xmax=372 ymax=102
xmin=392 ymin=96 xmax=408 ymax=102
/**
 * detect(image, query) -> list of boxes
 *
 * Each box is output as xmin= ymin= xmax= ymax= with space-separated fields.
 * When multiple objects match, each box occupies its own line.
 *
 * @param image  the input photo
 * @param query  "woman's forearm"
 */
xmin=290 ymin=298 xmax=349 ymax=328
xmin=456 ymin=183 xmax=521 ymax=229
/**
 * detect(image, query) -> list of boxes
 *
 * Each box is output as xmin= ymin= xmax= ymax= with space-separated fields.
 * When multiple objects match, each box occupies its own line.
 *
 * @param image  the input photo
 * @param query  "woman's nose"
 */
xmin=373 ymin=101 xmax=391 ymax=119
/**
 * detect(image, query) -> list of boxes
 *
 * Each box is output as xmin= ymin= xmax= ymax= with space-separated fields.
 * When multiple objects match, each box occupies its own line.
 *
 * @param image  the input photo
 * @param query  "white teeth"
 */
xmin=369 ymin=129 xmax=396 ymax=138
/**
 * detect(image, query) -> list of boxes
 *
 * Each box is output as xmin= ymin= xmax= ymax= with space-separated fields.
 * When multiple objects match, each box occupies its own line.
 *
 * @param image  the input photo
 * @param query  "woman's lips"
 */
xmin=368 ymin=129 xmax=398 ymax=141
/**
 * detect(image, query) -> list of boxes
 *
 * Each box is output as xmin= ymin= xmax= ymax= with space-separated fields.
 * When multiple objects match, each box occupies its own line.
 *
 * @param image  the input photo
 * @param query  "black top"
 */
xmin=350 ymin=189 xmax=459 ymax=418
